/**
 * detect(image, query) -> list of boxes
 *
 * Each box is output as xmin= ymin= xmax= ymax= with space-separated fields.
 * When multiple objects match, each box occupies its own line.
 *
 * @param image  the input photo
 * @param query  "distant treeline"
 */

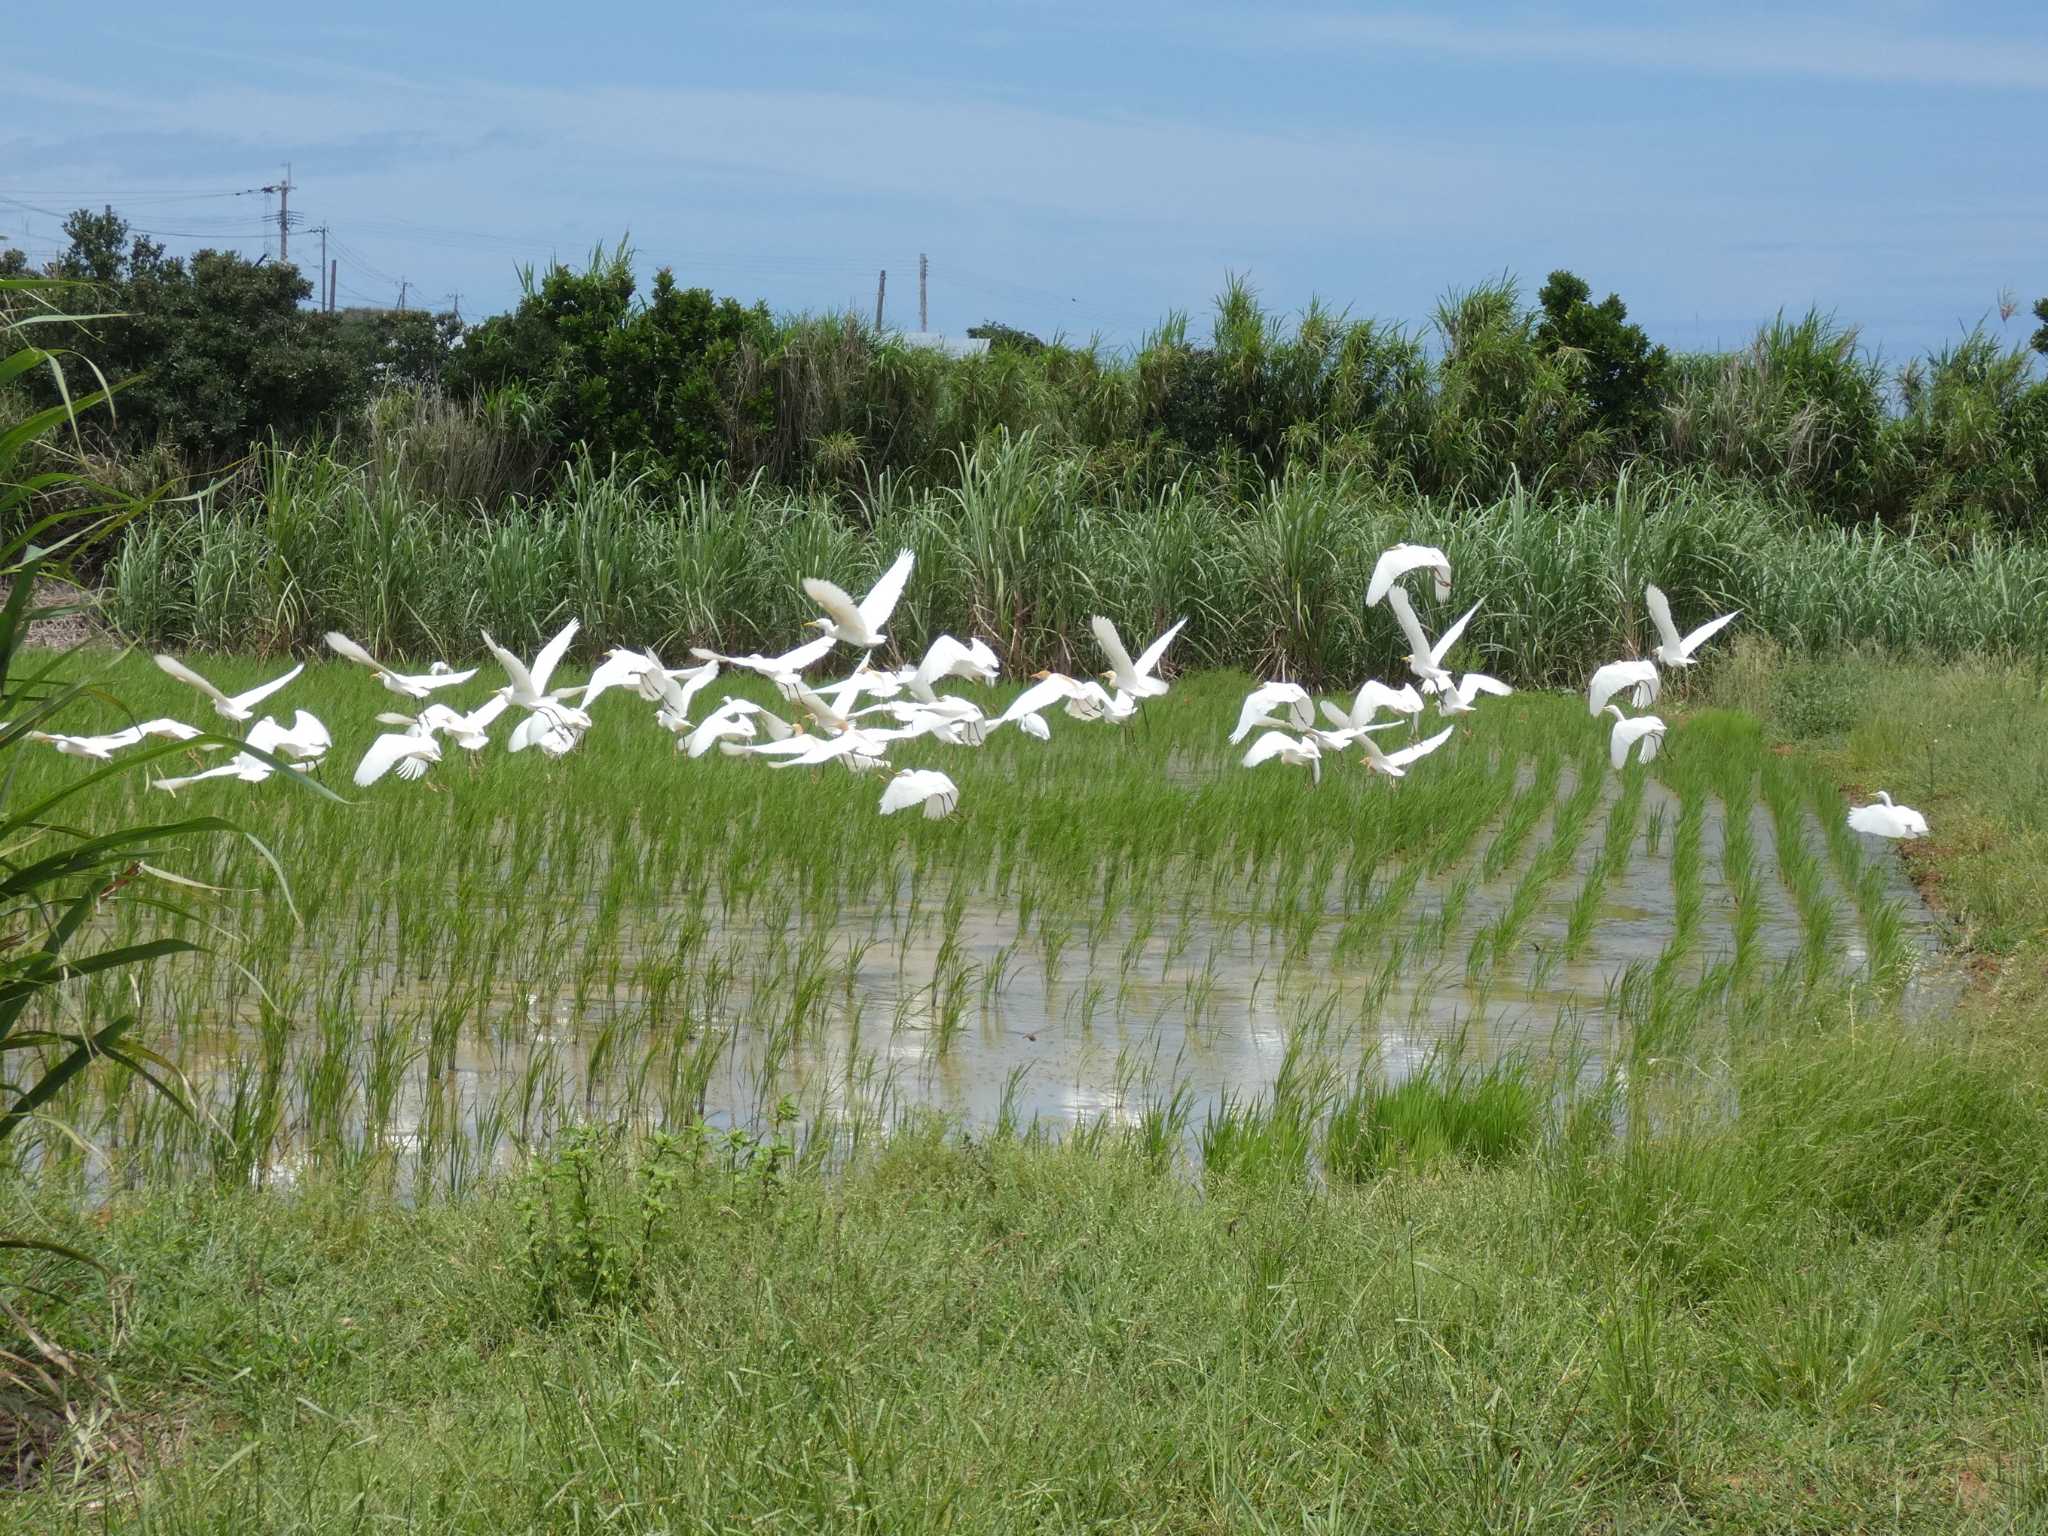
xmin=7 ymin=207 xmax=2048 ymax=532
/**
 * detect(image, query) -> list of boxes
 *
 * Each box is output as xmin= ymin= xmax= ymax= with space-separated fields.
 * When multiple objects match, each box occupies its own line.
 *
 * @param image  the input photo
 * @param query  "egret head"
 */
xmin=808 ymin=616 xmax=835 ymax=636
xmin=1029 ymin=669 xmax=1054 ymax=681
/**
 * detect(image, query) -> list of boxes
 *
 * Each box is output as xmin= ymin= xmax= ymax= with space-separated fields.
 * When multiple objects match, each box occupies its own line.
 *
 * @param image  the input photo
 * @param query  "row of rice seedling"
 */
xmin=4 ymin=653 xmax=1916 ymax=1193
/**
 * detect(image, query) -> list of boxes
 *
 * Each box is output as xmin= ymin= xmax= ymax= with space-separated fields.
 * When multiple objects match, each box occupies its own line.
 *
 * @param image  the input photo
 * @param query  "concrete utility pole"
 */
xmin=328 ymin=259 xmax=337 ymax=313
xmin=919 ymin=252 xmax=928 ymax=332
xmin=397 ymin=279 xmax=409 ymax=312
xmin=258 ymin=166 xmax=294 ymax=262
xmin=315 ymin=224 xmax=329 ymax=308
xmin=874 ymin=269 xmax=886 ymax=332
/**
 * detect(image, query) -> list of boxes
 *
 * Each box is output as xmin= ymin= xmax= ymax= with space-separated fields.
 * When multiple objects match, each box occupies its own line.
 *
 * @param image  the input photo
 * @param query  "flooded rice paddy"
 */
xmin=20 ymin=663 xmax=1950 ymax=1191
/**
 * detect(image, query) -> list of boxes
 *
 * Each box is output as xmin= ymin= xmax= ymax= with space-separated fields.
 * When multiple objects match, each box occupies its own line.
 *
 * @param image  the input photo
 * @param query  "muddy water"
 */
xmin=227 ymin=773 xmax=1953 ymax=1175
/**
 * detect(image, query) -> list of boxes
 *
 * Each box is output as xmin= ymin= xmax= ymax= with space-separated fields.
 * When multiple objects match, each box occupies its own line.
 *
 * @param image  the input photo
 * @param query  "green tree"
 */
xmin=2031 ymin=296 xmax=2048 ymax=357
xmin=1534 ymin=270 xmax=1672 ymax=444
xmin=36 ymin=208 xmax=363 ymax=463
xmin=447 ymin=244 xmax=774 ymax=482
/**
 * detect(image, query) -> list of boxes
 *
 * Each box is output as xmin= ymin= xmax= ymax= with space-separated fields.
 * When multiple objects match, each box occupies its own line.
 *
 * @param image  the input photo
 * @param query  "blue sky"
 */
xmin=4 ymin=1 xmax=2044 ymax=360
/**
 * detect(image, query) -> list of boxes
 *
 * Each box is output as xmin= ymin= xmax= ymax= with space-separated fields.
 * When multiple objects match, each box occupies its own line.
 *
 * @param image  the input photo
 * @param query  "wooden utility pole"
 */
xmin=918 ymin=252 xmax=928 ymax=332
xmin=874 ymin=269 xmax=886 ymax=331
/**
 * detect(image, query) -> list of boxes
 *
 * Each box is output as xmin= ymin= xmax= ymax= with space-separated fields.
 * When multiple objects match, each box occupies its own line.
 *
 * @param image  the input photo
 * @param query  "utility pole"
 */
xmin=874 ymin=269 xmax=886 ymax=332
xmin=397 ymin=279 xmax=408 ymax=312
xmin=257 ymin=165 xmax=294 ymax=263
xmin=328 ymin=259 xmax=337 ymax=314
xmin=445 ymin=293 xmax=463 ymax=324
xmin=315 ymin=224 xmax=329 ymax=309
xmin=918 ymin=252 xmax=928 ymax=332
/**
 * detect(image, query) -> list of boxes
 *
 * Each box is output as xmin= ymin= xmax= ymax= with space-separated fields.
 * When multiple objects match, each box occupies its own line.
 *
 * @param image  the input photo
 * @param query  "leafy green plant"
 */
xmin=1 ymin=275 xmax=323 ymax=1456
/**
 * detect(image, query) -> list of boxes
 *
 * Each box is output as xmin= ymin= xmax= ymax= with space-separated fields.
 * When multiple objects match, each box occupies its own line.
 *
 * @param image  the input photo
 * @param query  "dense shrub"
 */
xmin=446 ymin=244 xmax=774 ymax=483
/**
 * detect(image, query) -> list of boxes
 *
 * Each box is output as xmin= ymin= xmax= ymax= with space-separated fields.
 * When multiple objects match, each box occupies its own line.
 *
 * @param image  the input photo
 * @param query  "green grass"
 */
xmin=7 ymin=1007 xmax=2048 ymax=1531
xmin=8 ymin=644 xmax=2045 ymax=1528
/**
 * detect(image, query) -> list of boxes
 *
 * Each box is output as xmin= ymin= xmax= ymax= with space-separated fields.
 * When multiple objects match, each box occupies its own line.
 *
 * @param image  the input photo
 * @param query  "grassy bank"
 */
xmin=105 ymin=439 xmax=2048 ymax=686
xmin=3 ymin=648 xmax=2046 ymax=1529
xmin=7 ymin=1013 xmax=2048 ymax=1531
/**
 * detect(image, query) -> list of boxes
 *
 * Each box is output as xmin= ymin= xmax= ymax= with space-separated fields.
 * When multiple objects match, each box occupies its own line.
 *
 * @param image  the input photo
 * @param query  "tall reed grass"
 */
xmin=105 ymin=435 xmax=2048 ymax=687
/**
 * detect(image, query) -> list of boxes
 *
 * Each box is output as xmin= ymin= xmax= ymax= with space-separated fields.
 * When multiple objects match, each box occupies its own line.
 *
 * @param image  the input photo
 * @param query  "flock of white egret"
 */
xmin=25 ymin=541 xmax=1928 ymax=839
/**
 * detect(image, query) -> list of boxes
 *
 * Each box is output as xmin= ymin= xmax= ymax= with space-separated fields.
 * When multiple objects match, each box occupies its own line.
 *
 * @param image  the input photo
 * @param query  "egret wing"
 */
xmin=1000 ymin=675 xmax=1077 ymax=723
xmin=1133 ymin=617 xmax=1187 ymax=678
xmin=153 ymin=654 xmax=229 ymax=706
xmin=1240 ymin=731 xmax=1295 ymax=768
xmin=1457 ymin=673 xmax=1513 ymax=704
xmin=410 ymin=666 xmax=477 ymax=693
xmin=1089 ymin=616 xmax=1138 ymax=680
xmin=354 ymin=732 xmax=423 ymax=786
xmin=765 ymin=633 xmax=836 ymax=673
xmin=1428 ymin=601 xmax=1482 ymax=665
xmin=1385 ymin=725 xmax=1456 ymax=770
xmin=324 ymin=631 xmax=381 ymax=670
xmin=528 ymin=620 xmax=581 ymax=694
xmin=481 ymin=632 xmax=539 ymax=699
xmin=856 ymin=548 xmax=915 ymax=631
xmin=1679 ymin=609 xmax=1738 ymax=657
xmin=579 ymin=649 xmax=650 ymax=710
xmin=1643 ymin=585 xmax=1684 ymax=653
xmin=1365 ymin=544 xmax=1450 ymax=607
xmin=1588 ymin=660 xmax=1655 ymax=716
xmin=138 ymin=717 xmax=204 ymax=742
xmin=914 ymin=634 xmax=969 ymax=691
xmin=152 ymin=764 xmax=243 ymax=793
xmin=227 ymin=662 xmax=303 ymax=713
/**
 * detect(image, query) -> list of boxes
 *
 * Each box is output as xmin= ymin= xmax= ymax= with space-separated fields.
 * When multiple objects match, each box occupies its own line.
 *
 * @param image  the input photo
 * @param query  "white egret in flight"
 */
xmin=1385 ymin=587 xmax=1480 ymax=693
xmin=1091 ymin=615 xmax=1186 ymax=700
xmin=153 ymin=655 xmax=304 ymax=722
xmin=1230 ymin=682 xmax=1314 ymax=744
xmin=760 ymin=727 xmax=897 ymax=774
xmin=353 ymin=728 xmax=443 ymax=786
xmin=576 ymin=647 xmax=671 ymax=711
xmin=246 ymin=709 xmax=332 ymax=764
xmin=27 ymin=718 xmax=203 ymax=761
xmin=324 ymin=633 xmax=477 ymax=698
xmin=383 ymin=697 xmax=510 ymax=752
xmin=1357 ymin=723 xmax=1456 ymax=781
xmin=1240 ymin=730 xmax=1325 ymax=784
xmin=1588 ymin=659 xmax=1660 ymax=715
xmin=879 ymin=769 xmax=961 ymax=820
xmin=481 ymin=620 xmax=580 ymax=711
xmin=907 ymin=634 xmax=999 ymax=700
xmin=1428 ymin=673 xmax=1513 ymax=717
xmin=1605 ymin=705 xmax=1667 ymax=770
xmin=1645 ymin=584 xmax=1738 ymax=669
xmin=689 ymin=633 xmax=836 ymax=680
xmin=1365 ymin=543 xmax=1452 ymax=607
xmin=1846 ymin=791 xmax=1929 ymax=840
xmin=685 ymin=698 xmax=795 ymax=759
xmin=803 ymin=548 xmax=915 ymax=648
xmin=1320 ymin=680 xmax=1424 ymax=733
